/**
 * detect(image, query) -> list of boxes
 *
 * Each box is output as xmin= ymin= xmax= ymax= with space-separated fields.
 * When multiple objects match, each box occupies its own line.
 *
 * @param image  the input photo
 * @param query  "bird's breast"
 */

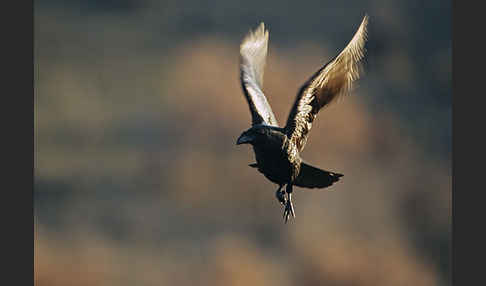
xmin=252 ymin=140 xmax=300 ymax=184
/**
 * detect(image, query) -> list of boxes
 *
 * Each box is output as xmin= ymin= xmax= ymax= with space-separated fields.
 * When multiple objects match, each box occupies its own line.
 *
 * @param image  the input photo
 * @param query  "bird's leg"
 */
xmin=283 ymin=184 xmax=295 ymax=223
xmin=275 ymin=184 xmax=286 ymax=206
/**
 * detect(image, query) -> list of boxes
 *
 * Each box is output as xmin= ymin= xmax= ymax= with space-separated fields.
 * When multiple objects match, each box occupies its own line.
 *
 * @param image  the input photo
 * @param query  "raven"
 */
xmin=236 ymin=16 xmax=368 ymax=223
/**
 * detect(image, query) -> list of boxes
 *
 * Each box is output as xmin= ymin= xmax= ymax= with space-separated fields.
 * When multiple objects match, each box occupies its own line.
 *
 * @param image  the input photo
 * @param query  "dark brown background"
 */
xmin=35 ymin=0 xmax=451 ymax=285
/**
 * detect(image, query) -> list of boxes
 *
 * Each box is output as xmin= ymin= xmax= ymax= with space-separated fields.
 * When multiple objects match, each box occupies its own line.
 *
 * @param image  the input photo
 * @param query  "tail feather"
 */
xmin=294 ymin=162 xmax=343 ymax=189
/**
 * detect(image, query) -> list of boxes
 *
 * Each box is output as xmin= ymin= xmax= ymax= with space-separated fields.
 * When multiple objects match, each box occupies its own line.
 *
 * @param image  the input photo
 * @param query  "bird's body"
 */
xmin=236 ymin=16 xmax=369 ymax=222
xmin=249 ymin=126 xmax=300 ymax=185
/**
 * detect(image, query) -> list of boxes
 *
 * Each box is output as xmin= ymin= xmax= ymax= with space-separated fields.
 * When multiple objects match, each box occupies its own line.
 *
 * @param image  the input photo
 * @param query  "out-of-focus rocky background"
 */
xmin=35 ymin=1 xmax=451 ymax=285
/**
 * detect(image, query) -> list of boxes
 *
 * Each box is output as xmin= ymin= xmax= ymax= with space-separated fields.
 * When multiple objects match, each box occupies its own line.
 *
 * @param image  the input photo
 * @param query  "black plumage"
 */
xmin=236 ymin=16 xmax=368 ymax=223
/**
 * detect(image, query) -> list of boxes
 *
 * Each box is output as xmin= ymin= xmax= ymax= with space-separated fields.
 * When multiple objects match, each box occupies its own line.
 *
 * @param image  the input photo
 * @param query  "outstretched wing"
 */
xmin=240 ymin=22 xmax=279 ymax=127
xmin=284 ymin=15 xmax=368 ymax=151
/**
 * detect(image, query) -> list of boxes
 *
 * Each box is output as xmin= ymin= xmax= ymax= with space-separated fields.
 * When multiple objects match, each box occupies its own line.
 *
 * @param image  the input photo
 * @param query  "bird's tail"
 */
xmin=294 ymin=162 xmax=343 ymax=189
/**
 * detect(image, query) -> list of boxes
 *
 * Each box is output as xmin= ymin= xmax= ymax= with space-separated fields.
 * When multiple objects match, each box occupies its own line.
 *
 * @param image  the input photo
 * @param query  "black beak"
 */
xmin=236 ymin=133 xmax=253 ymax=145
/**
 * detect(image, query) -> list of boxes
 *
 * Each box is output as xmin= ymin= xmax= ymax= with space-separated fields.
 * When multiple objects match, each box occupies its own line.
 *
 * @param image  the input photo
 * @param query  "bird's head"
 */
xmin=236 ymin=125 xmax=268 ymax=146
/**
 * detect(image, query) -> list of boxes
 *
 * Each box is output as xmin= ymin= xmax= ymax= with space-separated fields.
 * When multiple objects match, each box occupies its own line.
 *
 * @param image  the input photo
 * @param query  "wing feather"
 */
xmin=284 ymin=15 xmax=369 ymax=151
xmin=240 ymin=23 xmax=279 ymax=126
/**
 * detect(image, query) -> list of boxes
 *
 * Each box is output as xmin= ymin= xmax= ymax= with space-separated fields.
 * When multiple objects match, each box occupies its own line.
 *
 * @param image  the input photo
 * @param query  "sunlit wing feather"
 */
xmin=283 ymin=15 xmax=368 ymax=151
xmin=240 ymin=23 xmax=279 ymax=126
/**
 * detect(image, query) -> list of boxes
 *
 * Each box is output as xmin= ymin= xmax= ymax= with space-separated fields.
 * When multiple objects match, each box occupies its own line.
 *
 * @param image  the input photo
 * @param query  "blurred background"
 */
xmin=34 ymin=0 xmax=451 ymax=285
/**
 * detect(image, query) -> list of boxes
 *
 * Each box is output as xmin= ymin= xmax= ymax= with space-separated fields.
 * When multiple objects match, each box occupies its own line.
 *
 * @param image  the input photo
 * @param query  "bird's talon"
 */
xmin=275 ymin=188 xmax=286 ymax=206
xmin=283 ymin=199 xmax=295 ymax=223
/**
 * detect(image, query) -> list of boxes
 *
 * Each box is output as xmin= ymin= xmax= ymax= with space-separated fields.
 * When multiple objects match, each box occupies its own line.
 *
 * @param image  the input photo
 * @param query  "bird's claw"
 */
xmin=276 ymin=190 xmax=286 ymax=206
xmin=283 ymin=199 xmax=295 ymax=223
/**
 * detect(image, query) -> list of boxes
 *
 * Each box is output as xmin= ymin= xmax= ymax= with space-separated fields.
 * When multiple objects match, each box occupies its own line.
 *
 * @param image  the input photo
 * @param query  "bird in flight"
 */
xmin=236 ymin=15 xmax=369 ymax=223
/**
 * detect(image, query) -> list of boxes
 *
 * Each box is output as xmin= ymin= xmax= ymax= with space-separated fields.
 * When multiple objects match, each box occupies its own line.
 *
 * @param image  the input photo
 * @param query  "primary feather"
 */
xmin=284 ymin=15 xmax=369 ymax=152
xmin=240 ymin=23 xmax=279 ymax=127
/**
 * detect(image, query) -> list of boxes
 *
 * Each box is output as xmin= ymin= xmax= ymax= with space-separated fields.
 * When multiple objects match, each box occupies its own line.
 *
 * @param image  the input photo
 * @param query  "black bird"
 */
xmin=236 ymin=16 xmax=368 ymax=223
